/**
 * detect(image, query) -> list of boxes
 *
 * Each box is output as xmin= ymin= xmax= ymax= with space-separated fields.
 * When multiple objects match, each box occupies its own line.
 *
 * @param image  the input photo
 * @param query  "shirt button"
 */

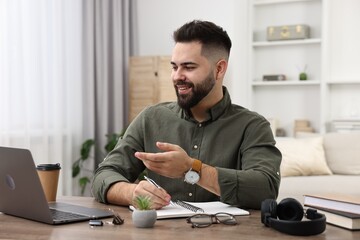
xmin=198 ymin=123 xmax=202 ymax=128
xmin=277 ymin=172 xmax=280 ymax=175
xmin=188 ymin=193 xmax=193 ymax=197
xmin=193 ymin=145 xmax=198 ymax=149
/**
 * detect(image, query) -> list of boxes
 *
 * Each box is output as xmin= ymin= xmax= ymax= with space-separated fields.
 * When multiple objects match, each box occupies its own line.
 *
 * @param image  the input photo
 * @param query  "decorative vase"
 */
xmin=132 ymin=209 xmax=157 ymax=228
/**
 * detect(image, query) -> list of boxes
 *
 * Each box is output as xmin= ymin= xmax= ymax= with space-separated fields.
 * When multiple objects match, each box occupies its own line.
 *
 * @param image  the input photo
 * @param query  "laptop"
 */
xmin=0 ymin=146 xmax=114 ymax=224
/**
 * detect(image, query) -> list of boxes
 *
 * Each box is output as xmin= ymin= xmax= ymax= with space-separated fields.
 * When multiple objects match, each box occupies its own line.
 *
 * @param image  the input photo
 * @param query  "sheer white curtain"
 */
xmin=0 ymin=0 xmax=84 ymax=196
xmin=0 ymin=0 xmax=132 ymax=196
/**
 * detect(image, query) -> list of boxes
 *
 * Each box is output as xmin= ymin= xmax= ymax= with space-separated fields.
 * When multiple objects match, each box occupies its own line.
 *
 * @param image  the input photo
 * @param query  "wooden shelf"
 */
xmin=327 ymin=80 xmax=360 ymax=85
xmin=253 ymin=0 xmax=317 ymax=6
xmin=253 ymin=38 xmax=321 ymax=47
xmin=252 ymin=80 xmax=321 ymax=86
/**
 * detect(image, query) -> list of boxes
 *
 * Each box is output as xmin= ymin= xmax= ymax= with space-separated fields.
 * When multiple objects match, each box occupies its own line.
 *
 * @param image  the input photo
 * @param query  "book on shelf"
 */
xmin=314 ymin=207 xmax=360 ymax=230
xmin=304 ymin=194 xmax=360 ymax=215
xmin=331 ymin=119 xmax=360 ymax=132
xmin=130 ymin=200 xmax=250 ymax=220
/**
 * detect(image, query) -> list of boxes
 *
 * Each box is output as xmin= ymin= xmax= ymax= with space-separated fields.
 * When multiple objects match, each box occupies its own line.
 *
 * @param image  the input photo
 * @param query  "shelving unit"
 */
xmin=248 ymin=0 xmax=360 ymax=136
xmin=248 ymin=0 xmax=324 ymax=136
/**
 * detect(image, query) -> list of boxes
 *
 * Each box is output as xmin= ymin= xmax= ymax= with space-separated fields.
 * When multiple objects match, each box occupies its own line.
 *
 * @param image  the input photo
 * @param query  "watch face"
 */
xmin=185 ymin=170 xmax=200 ymax=184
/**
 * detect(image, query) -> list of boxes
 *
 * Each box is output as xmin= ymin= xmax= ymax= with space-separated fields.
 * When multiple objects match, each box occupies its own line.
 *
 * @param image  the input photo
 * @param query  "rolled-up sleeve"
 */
xmin=217 ymin=119 xmax=282 ymax=209
xmin=91 ymin=113 xmax=146 ymax=203
xmin=91 ymin=167 xmax=130 ymax=203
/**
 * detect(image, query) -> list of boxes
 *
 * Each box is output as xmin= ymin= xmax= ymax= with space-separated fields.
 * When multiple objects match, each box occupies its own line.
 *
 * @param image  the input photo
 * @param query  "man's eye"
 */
xmin=185 ymin=66 xmax=195 ymax=70
xmin=172 ymin=66 xmax=178 ymax=71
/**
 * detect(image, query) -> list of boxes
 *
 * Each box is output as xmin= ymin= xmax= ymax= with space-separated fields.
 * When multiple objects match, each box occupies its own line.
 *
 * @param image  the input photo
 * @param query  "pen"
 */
xmin=144 ymin=176 xmax=175 ymax=206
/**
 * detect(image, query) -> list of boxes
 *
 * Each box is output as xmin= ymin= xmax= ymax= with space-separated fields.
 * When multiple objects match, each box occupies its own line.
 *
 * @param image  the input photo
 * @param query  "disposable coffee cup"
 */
xmin=36 ymin=163 xmax=61 ymax=202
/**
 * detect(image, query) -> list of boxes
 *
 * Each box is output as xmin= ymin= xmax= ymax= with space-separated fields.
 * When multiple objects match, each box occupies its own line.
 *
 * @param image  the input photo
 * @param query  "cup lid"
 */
xmin=36 ymin=163 xmax=61 ymax=170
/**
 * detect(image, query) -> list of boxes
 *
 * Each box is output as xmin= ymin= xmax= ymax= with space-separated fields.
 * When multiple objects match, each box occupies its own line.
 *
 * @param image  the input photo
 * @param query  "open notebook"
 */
xmin=130 ymin=200 xmax=250 ymax=219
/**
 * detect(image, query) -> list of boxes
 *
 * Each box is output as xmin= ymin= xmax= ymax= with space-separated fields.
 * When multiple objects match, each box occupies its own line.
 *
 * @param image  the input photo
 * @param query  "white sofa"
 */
xmin=276 ymin=132 xmax=360 ymax=204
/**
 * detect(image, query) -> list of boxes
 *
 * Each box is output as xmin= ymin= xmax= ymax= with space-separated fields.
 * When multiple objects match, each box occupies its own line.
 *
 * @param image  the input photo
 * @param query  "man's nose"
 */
xmin=172 ymin=69 xmax=186 ymax=81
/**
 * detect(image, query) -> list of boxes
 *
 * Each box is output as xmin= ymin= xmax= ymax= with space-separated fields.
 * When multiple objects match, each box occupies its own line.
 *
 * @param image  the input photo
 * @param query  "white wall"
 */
xmin=134 ymin=0 xmax=250 ymax=107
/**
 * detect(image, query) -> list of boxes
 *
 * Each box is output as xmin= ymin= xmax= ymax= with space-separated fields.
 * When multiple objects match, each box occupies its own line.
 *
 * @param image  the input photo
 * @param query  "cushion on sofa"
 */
xmin=275 ymin=137 xmax=332 ymax=177
xmin=323 ymin=132 xmax=360 ymax=175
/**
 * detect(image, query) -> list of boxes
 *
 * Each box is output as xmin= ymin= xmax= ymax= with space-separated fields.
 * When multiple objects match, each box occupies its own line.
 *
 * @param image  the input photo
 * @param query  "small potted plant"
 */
xmin=298 ymin=64 xmax=308 ymax=81
xmin=132 ymin=195 xmax=157 ymax=228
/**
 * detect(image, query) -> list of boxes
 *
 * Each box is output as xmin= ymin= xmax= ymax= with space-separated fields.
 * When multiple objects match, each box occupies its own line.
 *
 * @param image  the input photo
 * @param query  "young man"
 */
xmin=92 ymin=20 xmax=281 ymax=210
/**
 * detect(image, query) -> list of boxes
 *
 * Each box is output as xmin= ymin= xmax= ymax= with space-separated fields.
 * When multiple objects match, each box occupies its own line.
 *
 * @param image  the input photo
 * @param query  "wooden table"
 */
xmin=0 ymin=196 xmax=358 ymax=240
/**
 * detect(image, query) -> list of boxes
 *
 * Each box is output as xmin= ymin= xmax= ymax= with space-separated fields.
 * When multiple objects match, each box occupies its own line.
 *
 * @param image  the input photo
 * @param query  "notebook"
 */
xmin=130 ymin=199 xmax=250 ymax=219
xmin=0 ymin=146 xmax=114 ymax=225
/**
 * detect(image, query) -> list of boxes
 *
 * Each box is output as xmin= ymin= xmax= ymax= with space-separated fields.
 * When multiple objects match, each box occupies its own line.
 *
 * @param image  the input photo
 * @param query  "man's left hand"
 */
xmin=134 ymin=142 xmax=192 ymax=178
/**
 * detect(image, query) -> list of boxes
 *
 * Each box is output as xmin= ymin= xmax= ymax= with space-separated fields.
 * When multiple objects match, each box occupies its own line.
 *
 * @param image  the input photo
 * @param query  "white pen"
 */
xmin=144 ymin=176 xmax=175 ymax=206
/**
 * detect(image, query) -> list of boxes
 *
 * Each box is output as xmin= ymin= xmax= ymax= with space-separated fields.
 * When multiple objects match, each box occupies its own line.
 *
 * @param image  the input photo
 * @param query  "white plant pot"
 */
xmin=132 ymin=209 xmax=157 ymax=228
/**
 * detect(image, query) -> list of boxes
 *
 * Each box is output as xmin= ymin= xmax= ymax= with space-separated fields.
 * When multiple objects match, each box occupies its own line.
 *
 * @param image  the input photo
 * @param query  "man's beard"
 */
xmin=175 ymin=72 xmax=216 ymax=110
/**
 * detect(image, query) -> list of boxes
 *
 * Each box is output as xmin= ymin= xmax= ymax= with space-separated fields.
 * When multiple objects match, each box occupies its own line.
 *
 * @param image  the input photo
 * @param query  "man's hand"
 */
xmin=133 ymin=180 xmax=172 ymax=209
xmin=106 ymin=180 xmax=172 ymax=209
xmin=134 ymin=142 xmax=193 ymax=178
xmin=133 ymin=141 xmax=221 ymax=198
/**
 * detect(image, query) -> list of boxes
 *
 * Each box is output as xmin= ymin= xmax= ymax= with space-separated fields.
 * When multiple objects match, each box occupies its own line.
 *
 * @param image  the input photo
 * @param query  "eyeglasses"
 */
xmin=186 ymin=212 xmax=237 ymax=228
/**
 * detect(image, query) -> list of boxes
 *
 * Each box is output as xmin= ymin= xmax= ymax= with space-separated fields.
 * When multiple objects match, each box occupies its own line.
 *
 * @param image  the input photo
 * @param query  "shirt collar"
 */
xmin=178 ymin=86 xmax=231 ymax=123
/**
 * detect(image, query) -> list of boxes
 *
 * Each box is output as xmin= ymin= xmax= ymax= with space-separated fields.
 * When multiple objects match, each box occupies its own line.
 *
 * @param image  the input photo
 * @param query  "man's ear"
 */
xmin=215 ymin=59 xmax=228 ymax=80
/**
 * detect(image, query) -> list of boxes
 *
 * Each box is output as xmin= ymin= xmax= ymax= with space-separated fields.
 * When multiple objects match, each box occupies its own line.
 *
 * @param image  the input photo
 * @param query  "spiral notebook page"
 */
xmin=154 ymin=201 xmax=249 ymax=219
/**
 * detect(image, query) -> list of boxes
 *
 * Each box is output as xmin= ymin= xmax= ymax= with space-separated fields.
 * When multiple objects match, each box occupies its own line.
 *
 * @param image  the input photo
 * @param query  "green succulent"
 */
xmin=299 ymin=72 xmax=307 ymax=80
xmin=298 ymin=64 xmax=308 ymax=81
xmin=133 ymin=195 xmax=153 ymax=210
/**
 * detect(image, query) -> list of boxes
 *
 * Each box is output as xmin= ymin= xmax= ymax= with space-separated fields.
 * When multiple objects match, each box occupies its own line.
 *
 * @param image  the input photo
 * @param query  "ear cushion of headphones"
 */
xmin=277 ymin=198 xmax=304 ymax=221
xmin=260 ymin=199 xmax=277 ymax=226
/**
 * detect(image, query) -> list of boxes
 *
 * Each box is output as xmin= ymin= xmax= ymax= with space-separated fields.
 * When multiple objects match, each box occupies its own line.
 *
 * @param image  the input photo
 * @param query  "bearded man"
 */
xmin=92 ymin=20 xmax=281 ymax=210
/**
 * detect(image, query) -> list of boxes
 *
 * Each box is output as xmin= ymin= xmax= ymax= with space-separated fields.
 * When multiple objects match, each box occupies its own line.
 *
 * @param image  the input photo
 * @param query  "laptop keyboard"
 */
xmin=50 ymin=208 xmax=88 ymax=221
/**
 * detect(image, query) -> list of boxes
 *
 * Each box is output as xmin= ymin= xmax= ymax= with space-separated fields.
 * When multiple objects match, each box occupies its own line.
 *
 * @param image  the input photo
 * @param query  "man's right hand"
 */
xmin=106 ymin=181 xmax=171 ymax=209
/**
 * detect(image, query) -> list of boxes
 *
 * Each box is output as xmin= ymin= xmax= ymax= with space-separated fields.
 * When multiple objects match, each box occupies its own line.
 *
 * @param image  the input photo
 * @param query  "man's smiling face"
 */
xmin=171 ymin=42 xmax=216 ymax=110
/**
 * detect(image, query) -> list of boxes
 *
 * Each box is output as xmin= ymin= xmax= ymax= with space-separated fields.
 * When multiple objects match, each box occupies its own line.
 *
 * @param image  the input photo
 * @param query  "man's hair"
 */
xmin=173 ymin=20 xmax=232 ymax=60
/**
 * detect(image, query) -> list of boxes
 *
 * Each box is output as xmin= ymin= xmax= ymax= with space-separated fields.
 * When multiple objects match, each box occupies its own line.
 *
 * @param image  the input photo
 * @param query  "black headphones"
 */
xmin=261 ymin=198 xmax=326 ymax=236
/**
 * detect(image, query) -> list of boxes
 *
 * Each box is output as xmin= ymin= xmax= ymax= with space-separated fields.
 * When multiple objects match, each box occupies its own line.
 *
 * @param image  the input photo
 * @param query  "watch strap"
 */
xmin=191 ymin=159 xmax=202 ymax=173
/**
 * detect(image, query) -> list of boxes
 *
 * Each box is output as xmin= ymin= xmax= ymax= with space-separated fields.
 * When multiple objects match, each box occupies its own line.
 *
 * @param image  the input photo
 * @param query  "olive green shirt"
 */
xmin=92 ymin=87 xmax=281 ymax=209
